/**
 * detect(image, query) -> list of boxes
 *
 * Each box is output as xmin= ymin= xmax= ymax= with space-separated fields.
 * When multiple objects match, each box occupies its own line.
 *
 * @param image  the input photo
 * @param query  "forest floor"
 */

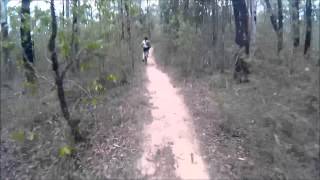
xmin=153 ymin=45 xmax=320 ymax=179
xmin=1 ymin=46 xmax=319 ymax=179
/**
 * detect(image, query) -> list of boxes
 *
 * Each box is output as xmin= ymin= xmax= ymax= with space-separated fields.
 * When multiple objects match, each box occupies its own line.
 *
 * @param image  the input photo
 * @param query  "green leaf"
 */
xmin=86 ymin=40 xmax=103 ymax=50
xmin=91 ymin=98 xmax=98 ymax=106
xmin=106 ymin=74 xmax=117 ymax=83
xmin=59 ymin=145 xmax=73 ymax=157
xmin=11 ymin=130 xmax=25 ymax=142
xmin=92 ymin=80 xmax=104 ymax=92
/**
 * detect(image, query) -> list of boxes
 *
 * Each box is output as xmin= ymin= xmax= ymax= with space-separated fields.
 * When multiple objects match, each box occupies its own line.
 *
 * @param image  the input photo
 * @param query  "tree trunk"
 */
xmin=264 ymin=0 xmax=278 ymax=32
xmin=20 ymin=0 xmax=36 ymax=83
xmin=212 ymin=0 xmax=218 ymax=45
xmin=183 ymin=0 xmax=189 ymax=20
xmin=304 ymin=0 xmax=312 ymax=55
xmin=277 ymin=0 xmax=283 ymax=54
xmin=66 ymin=0 xmax=70 ymax=18
xmin=71 ymin=0 xmax=79 ymax=71
xmin=264 ymin=0 xmax=283 ymax=54
xmin=120 ymin=0 xmax=125 ymax=40
xmin=125 ymin=0 xmax=134 ymax=70
xmin=249 ymin=0 xmax=257 ymax=57
xmin=318 ymin=0 xmax=320 ymax=65
xmin=147 ymin=0 xmax=151 ymax=38
xmin=291 ymin=0 xmax=300 ymax=47
xmin=232 ymin=0 xmax=250 ymax=54
xmin=221 ymin=0 xmax=227 ymax=73
xmin=49 ymin=0 xmax=82 ymax=142
xmin=1 ymin=0 xmax=13 ymax=79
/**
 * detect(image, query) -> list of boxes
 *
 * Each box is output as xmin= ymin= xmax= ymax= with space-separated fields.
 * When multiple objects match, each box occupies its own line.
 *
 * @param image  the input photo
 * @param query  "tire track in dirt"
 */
xmin=137 ymin=49 xmax=209 ymax=179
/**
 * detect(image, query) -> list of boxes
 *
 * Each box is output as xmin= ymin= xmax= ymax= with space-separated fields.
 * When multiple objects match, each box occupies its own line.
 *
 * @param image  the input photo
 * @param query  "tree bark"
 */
xmin=232 ymin=0 xmax=250 ymax=54
xmin=183 ymin=0 xmax=189 ymax=20
xmin=304 ymin=0 xmax=312 ymax=55
xmin=291 ymin=0 xmax=300 ymax=47
xmin=124 ymin=0 xmax=134 ymax=70
xmin=63 ymin=0 xmax=65 ymax=25
xmin=1 ymin=0 xmax=12 ymax=79
xmin=120 ymin=0 xmax=125 ymax=40
xmin=212 ymin=0 xmax=218 ymax=45
xmin=277 ymin=0 xmax=283 ymax=54
xmin=20 ymin=0 xmax=36 ymax=83
xmin=264 ymin=0 xmax=278 ymax=31
xmin=66 ymin=0 xmax=70 ymax=18
xmin=221 ymin=0 xmax=227 ymax=73
xmin=249 ymin=0 xmax=257 ymax=56
xmin=264 ymin=0 xmax=283 ymax=54
xmin=71 ymin=0 xmax=79 ymax=71
xmin=49 ymin=0 xmax=82 ymax=142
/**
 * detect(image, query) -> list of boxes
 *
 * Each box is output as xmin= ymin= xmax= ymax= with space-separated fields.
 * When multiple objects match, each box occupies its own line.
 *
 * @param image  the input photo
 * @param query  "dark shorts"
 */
xmin=143 ymin=47 xmax=150 ymax=52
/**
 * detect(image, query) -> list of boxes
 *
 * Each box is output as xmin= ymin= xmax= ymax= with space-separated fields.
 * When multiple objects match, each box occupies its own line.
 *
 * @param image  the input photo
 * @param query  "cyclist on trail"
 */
xmin=141 ymin=37 xmax=151 ymax=64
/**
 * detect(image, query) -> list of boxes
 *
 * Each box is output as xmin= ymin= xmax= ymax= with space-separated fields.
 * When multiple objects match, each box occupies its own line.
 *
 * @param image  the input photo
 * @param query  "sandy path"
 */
xmin=137 ymin=49 xmax=209 ymax=179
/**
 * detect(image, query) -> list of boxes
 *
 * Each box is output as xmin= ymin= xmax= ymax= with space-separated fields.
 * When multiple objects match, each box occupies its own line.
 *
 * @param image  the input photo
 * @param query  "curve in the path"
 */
xmin=138 ymin=48 xmax=209 ymax=179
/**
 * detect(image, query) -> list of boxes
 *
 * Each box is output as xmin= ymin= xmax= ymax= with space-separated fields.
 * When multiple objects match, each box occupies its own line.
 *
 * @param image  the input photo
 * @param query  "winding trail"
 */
xmin=137 ymin=49 xmax=209 ymax=179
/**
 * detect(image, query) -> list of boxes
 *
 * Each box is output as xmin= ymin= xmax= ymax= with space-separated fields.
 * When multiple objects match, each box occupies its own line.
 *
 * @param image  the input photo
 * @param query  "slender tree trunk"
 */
xmin=318 ymin=0 xmax=320 ymax=65
xmin=125 ymin=0 xmax=134 ymax=70
xmin=20 ymin=0 xmax=36 ymax=83
xmin=62 ymin=0 xmax=65 ymax=27
xmin=264 ymin=0 xmax=283 ymax=54
xmin=221 ymin=0 xmax=227 ymax=73
xmin=49 ymin=0 xmax=82 ymax=142
xmin=304 ymin=0 xmax=312 ymax=55
xmin=212 ymin=0 xmax=218 ymax=46
xmin=250 ymin=0 xmax=257 ymax=57
xmin=120 ymin=0 xmax=125 ymax=40
xmin=183 ymin=0 xmax=189 ymax=20
xmin=232 ymin=0 xmax=250 ymax=54
xmin=264 ymin=0 xmax=278 ymax=31
xmin=66 ymin=0 xmax=70 ymax=18
xmin=71 ymin=0 xmax=79 ymax=71
xmin=277 ymin=0 xmax=283 ymax=54
xmin=1 ymin=0 xmax=12 ymax=79
xmin=147 ymin=0 xmax=151 ymax=38
xmin=291 ymin=0 xmax=300 ymax=47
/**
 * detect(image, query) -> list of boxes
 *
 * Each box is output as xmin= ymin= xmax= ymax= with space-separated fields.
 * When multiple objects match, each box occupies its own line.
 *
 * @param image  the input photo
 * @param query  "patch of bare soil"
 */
xmin=161 ymin=58 xmax=319 ymax=179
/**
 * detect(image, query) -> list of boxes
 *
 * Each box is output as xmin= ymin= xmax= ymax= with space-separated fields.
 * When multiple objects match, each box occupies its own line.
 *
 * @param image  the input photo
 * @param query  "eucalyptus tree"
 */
xmin=231 ymin=0 xmax=250 ymax=54
xmin=1 ymin=0 xmax=12 ymax=79
xmin=264 ymin=0 xmax=283 ymax=55
xmin=49 ymin=0 xmax=83 ymax=142
xmin=304 ymin=0 xmax=312 ymax=55
xmin=20 ymin=0 xmax=36 ymax=83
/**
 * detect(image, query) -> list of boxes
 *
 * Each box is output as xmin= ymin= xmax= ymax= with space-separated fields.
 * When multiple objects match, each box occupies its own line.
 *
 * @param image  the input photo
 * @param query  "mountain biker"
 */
xmin=141 ymin=37 xmax=151 ymax=63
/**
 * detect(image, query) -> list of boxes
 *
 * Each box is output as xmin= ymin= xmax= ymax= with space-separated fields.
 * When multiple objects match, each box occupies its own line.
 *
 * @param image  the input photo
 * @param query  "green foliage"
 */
xmin=80 ymin=61 xmax=93 ymax=72
xmin=58 ymin=145 xmax=74 ymax=157
xmin=11 ymin=130 xmax=25 ymax=142
xmin=8 ymin=6 xmax=20 ymax=31
xmin=86 ymin=40 xmax=103 ymax=51
xmin=82 ymin=97 xmax=100 ymax=106
xmin=92 ymin=80 xmax=105 ymax=93
xmin=106 ymin=74 xmax=117 ymax=83
xmin=58 ymin=31 xmax=71 ymax=58
xmin=2 ymin=40 xmax=15 ymax=50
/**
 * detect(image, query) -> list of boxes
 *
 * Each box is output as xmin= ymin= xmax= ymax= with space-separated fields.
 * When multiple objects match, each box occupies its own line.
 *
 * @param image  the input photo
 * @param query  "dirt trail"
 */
xmin=137 ymin=49 xmax=209 ymax=179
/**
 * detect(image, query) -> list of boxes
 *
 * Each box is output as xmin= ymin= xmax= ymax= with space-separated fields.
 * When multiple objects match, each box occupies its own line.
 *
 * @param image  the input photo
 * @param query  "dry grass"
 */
xmin=153 ymin=27 xmax=319 ymax=179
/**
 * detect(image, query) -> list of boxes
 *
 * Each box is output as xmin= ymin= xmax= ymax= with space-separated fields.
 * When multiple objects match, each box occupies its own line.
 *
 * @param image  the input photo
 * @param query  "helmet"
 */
xmin=144 ymin=37 xmax=148 ymax=40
